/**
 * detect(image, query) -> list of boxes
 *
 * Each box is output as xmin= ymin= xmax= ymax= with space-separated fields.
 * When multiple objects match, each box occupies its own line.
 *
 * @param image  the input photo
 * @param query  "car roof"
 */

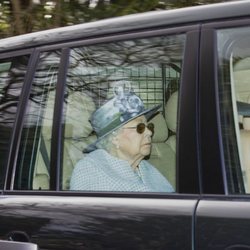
xmin=0 ymin=0 xmax=250 ymax=53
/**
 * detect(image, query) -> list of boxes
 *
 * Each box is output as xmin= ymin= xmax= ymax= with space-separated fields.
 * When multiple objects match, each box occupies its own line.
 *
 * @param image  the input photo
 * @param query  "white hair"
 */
xmin=96 ymin=129 xmax=121 ymax=153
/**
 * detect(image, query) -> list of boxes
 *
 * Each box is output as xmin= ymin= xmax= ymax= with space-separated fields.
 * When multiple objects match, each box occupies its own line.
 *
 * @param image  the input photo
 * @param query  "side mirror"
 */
xmin=0 ymin=240 xmax=39 ymax=250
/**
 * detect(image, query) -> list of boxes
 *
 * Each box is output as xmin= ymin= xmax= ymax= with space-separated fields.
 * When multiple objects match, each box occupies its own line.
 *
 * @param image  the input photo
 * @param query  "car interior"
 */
xmin=233 ymin=56 xmax=250 ymax=192
xmin=31 ymin=91 xmax=178 ymax=191
xmin=31 ymin=68 xmax=180 ymax=191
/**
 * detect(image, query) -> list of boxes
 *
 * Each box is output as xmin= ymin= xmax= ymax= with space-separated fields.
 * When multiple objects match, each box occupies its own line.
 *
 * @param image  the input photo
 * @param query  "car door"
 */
xmin=196 ymin=18 xmax=250 ymax=250
xmin=0 ymin=25 xmax=200 ymax=249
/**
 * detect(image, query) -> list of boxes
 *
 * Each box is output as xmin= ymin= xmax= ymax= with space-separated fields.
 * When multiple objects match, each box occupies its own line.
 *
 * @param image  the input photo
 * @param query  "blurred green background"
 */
xmin=0 ymin=0 xmax=241 ymax=38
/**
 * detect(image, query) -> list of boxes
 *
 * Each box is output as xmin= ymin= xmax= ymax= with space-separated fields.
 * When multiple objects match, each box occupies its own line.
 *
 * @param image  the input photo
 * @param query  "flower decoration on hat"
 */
xmin=84 ymin=81 xmax=161 ymax=153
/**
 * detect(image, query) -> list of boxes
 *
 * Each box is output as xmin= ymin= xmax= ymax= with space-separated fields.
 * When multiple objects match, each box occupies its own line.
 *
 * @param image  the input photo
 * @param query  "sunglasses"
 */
xmin=123 ymin=123 xmax=154 ymax=134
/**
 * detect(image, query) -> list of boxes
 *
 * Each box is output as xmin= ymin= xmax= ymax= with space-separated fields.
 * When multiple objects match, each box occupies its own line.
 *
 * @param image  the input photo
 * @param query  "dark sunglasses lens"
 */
xmin=136 ymin=123 xmax=154 ymax=134
xmin=136 ymin=123 xmax=146 ymax=134
xmin=147 ymin=123 xmax=154 ymax=133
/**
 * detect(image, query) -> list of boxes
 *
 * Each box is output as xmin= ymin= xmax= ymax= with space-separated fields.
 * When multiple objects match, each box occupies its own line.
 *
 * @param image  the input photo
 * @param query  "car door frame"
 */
xmin=1 ymin=23 xmax=201 ymax=250
xmin=196 ymin=17 xmax=250 ymax=250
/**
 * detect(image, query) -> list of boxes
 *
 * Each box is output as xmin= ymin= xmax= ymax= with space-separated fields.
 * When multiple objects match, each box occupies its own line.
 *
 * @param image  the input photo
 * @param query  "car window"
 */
xmin=0 ymin=56 xmax=30 ymax=189
xmin=62 ymin=34 xmax=185 ymax=192
xmin=14 ymin=51 xmax=61 ymax=190
xmin=217 ymin=26 xmax=250 ymax=194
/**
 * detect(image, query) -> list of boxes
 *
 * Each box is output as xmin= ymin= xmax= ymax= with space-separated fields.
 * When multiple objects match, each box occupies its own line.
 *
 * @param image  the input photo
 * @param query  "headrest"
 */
xmin=165 ymin=92 xmax=178 ymax=133
xmin=243 ymin=117 xmax=250 ymax=130
xmin=165 ymin=135 xmax=176 ymax=153
xmin=64 ymin=92 xmax=95 ymax=138
xmin=151 ymin=113 xmax=168 ymax=143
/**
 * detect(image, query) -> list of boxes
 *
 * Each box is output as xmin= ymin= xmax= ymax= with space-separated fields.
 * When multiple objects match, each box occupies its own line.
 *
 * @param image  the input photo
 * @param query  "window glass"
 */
xmin=0 ymin=56 xmax=30 ymax=189
xmin=62 ymin=34 xmax=185 ymax=192
xmin=217 ymin=26 xmax=250 ymax=194
xmin=14 ymin=51 xmax=61 ymax=190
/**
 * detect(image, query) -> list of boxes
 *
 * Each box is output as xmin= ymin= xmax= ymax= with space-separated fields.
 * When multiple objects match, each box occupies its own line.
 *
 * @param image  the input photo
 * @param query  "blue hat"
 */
xmin=84 ymin=84 xmax=161 ymax=152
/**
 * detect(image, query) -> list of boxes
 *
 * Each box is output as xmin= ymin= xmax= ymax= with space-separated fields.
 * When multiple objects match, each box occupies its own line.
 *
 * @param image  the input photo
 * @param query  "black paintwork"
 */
xmin=196 ymin=198 xmax=250 ymax=249
xmin=1 ymin=1 xmax=250 ymax=250
xmin=0 ymin=195 xmax=197 ymax=250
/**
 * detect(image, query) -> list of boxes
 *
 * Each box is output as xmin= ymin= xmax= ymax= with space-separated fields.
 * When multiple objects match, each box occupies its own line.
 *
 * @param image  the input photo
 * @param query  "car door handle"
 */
xmin=0 ymin=240 xmax=39 ymax=250
xmin=7 ymin=230 xmax=30 ymax=242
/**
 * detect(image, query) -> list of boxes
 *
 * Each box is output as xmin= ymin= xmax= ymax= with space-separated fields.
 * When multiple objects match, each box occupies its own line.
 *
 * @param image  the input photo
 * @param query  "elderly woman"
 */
xmin=70 ymin=85 xmax=173 ymax=192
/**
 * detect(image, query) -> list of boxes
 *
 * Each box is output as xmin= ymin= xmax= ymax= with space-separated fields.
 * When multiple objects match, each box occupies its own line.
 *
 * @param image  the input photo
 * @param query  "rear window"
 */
xmin=0 ymin=55 xmax=30 ymax=189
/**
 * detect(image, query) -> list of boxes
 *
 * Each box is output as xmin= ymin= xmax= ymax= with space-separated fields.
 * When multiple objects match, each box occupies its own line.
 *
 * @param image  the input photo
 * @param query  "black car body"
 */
xmin=1 ymin=1 xmax=250 ymax=249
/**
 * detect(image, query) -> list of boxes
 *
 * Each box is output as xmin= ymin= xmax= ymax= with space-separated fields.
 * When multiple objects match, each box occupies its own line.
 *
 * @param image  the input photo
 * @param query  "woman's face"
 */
xmin=115 ymin=115 xmax=153 ymax=161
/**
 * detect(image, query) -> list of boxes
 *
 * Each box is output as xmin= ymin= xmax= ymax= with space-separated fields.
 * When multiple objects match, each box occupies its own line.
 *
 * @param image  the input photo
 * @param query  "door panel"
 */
xmin=197 ymin=18 xmax=250 ymax=250
xmin=0 ymin=195 xmax=197 ymax=250
xmin=0 ymin=20 xmax=200 ymax=250
xmin=196 ymin=199 xmax=250 ymax=250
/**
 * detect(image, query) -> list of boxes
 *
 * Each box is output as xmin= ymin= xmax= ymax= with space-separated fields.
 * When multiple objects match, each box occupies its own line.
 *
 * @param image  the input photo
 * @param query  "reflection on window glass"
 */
xmin=62 ymin=35 xmax=185 ymax=192
xmin=0 ymin=56 xmax=30 ymax=189
xmin=217 ymin=26 xmax=250 ymax=194
xmin=14 ymin=51 xmax=61 ymax=190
